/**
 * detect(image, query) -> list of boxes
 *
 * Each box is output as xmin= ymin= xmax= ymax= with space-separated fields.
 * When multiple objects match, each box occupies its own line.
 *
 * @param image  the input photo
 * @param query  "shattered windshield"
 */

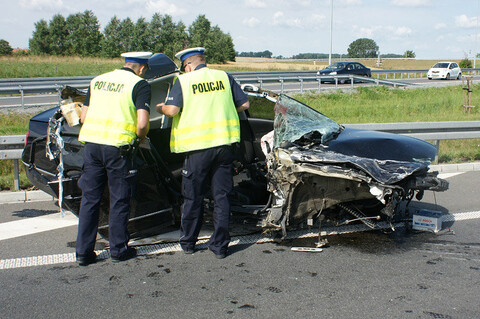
xmin=273 ymin=94 xmax=342 ymax=148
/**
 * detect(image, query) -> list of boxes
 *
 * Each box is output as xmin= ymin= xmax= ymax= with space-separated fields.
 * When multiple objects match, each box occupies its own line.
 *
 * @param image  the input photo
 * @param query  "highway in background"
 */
xmin=0 ymin=76 xmax=474 ymax=110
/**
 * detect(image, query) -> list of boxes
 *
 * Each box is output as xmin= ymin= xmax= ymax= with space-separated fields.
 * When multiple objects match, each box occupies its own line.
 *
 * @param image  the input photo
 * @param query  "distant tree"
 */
xmin=347 ymin=38 xmax=378 ymax=58
xmin=188 ymin=15 xmax=211 ymax=48
xmin=238 ymin=51 xmax=273 ymax=58
xmin=171 ymin=21 xmax=189 ymax=56
xmin=48 ymin=14 xmax=68 ymax=55
xmin=101 ymin=16 xmax=123 ymax=58
xmin=131 ymin=17 xmax=150 ymax=52
xmin=29 ymin=19 xmax=51 ymax=54
xmin=118 ymin=18 xmax=135 ymax=52
xmin=0 ymin=39 xmax=13 ymax=55
xmin=65 ymin=11 xmax=102 ymax=56
xmin=147 ymin=14 xmax=188 ymax=59
xmin=459 ymin=58 xmax=472 ymax=69
xmin=403 ymin=50 xmax=416 ymax=58
xmin=292 ymin=53 xmax=342 ymax=59
xmin=204 ymin=26 xmax=235 ymax=63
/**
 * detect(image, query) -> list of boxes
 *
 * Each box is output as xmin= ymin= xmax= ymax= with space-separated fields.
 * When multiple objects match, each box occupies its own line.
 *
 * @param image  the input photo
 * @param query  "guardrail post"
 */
xmin=19 ymin=85 xmax=24 ymax=108
xmin=300 ymin=79 xmax=304 ymax=93
xmin=280 ymin=79 xmax=284 ymax=94
xmin=350 ymin=76 xmax=354 ymax=89
xmin=434 ymin=140 xmax=440 ymax=164
xmin=259 ymin=79 xmax=263 ymax=89
xmin=317 ymin=79 xmax=322 ymax=92
xmin=13 ymin=159 xmax=20 ymax=190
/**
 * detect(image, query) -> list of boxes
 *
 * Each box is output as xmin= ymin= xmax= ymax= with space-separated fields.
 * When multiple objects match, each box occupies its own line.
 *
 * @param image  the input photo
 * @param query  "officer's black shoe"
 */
xmin=214 ymin=252 xmax=227 ymax=259
xmin=209 ymin=247 xmax=227 ymax=259
xmin=183 ymin=248 xmax=195 ymax=255
xmin=76 ymin=251 xmax=97 ymax=266
xmin=111 ymin=247 xmax=137 ymax=262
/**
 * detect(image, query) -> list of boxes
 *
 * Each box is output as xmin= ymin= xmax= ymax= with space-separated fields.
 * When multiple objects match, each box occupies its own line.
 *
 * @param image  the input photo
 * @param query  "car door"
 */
xmin=452 ymin=63 xmax=460 ymax=78
xmin=448 ymin=63 xmax=457 ymax=78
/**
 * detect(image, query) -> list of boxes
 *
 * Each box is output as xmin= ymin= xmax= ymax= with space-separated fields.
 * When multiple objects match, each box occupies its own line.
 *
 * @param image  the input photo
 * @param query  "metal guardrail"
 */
xmin=2 ymin=68 xmax=479 ymax=100
xmin=3 ymin=120 xmax=480 ymax=190
xmin=0 ymin=135 xmax=26 ymax=191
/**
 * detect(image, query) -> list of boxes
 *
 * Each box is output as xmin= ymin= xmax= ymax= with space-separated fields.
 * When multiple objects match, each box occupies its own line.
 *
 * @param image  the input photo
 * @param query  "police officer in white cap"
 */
xmin=156 ymin=47 xmax=249 ymax=259
xmin=75 ymin=51 xmax=152 ymax=265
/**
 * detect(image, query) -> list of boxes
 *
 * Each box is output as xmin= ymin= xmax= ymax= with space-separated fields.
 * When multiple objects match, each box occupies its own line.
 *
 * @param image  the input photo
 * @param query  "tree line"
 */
xmin=27 ymin=11 xmax=235 ymax=64
xmin=1 ymin=14 xmax=417 ymax=62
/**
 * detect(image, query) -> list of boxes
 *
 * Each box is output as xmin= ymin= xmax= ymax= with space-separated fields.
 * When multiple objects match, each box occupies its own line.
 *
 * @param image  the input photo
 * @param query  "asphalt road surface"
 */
xmin=0 ymin=171 xmax=479 ymax=318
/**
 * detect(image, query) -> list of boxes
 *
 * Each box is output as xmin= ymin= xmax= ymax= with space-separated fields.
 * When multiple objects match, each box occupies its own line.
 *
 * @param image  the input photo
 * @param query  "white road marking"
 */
xmin=438 ymin=172 xmax=463 ymax=179
xmin=1 ymin=211 xmax=480 ymax=270
xmin=0 ymin=211 xmax=78 ymax=241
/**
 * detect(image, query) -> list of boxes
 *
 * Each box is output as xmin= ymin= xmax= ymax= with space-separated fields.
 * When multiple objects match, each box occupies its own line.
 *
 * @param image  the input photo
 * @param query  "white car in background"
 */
xmin=427 ymin=61 xmax=462 ymax=80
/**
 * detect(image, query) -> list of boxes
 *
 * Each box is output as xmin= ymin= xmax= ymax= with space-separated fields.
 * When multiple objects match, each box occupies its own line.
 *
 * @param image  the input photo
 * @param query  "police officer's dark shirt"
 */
xmin=165 ymin=64 xmax=248 ymax=108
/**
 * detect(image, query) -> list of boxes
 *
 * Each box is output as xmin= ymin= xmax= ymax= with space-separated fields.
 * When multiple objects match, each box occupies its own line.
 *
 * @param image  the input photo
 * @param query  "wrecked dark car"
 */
xmin=21 ymin=53 xmax=448 ymax=243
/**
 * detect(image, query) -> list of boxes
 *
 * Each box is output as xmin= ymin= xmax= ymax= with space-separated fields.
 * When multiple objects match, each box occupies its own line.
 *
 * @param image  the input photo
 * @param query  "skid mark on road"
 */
xmin=1 ymin=211 xmax=480 ymax=270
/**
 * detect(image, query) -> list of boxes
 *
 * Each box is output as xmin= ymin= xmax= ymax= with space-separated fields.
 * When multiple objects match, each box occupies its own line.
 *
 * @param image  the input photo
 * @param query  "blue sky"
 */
xmin=2 ymin=0 xmax=480 ymax=59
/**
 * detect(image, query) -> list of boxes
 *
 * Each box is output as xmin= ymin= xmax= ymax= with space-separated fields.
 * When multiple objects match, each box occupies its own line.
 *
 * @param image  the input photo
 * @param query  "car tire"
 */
xmin=428 ymin=77 xmax=432 ymax=80
xmin=446 ymin=73 xmax=450 ymax=80
xmin=457 ymin=73 xmax=462 ymax=80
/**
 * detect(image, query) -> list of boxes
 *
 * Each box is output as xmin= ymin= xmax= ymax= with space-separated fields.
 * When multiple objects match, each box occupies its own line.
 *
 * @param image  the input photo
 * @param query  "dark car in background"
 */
xmin=21 ymin=54 xmax=448 ymax=244
xmin=319 ymin=61 xmax=372 ymax=83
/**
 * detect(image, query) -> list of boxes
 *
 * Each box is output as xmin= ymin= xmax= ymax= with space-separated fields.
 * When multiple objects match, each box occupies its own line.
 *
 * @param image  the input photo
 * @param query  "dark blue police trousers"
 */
xmin=180 ymin=145 xmax=234 ymax=255
xmin=76 ymin=143 xmax=135 ymax=258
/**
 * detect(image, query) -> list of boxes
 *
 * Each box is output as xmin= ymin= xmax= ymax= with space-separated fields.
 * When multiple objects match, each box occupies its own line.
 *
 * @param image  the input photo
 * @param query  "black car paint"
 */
xmin=319 ymin=62 xmax=372 ymax=82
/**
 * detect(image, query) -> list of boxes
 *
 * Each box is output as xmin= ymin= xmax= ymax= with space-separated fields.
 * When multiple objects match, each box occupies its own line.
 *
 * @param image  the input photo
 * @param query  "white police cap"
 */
xmin=175 ymin=47 xmax=206 ymax=62
xmin=121 ymin=52 xmax=153 ymax=64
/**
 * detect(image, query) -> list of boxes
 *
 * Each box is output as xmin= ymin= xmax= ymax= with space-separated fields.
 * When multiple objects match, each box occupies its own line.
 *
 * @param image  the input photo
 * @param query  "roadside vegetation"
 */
xmin=0 ymin=56 xmax=479 ymax=190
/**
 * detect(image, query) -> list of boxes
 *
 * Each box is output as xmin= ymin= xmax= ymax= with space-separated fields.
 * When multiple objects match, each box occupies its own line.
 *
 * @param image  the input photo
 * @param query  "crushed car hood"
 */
xmin=272 ymin=94 xmax=435 ymax=184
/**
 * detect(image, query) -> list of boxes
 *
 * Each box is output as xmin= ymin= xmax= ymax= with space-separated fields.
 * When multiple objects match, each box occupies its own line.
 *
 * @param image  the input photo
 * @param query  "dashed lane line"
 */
xmin=1 ymin=211 xmax=480 ymax=271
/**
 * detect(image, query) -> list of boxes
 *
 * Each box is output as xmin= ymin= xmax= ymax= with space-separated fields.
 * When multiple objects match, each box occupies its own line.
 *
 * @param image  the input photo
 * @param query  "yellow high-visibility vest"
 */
xmin=170 ymin=68 xmax=240 ymax=153
xmin=78 ymin=69 xmax=141 ymax=146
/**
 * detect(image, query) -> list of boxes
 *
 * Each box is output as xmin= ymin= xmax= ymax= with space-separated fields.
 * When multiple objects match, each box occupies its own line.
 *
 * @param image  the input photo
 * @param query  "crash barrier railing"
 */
xmin=0 ymin=135 xmax=26 ymax=191
xmin=2 ymin=69 xmax=479 ymax=107
xmin=234 ymin=75 xmax=410 ymax=93
xmin=2 ymin=120 xmax=480 ymax=190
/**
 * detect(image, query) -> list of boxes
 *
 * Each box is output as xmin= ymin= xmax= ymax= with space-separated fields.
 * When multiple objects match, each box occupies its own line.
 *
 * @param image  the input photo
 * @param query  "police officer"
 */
xmin=75 ymin=52 xmax=152 ymax=266
xmin=157 ymin=47 xmax=249 ymax=259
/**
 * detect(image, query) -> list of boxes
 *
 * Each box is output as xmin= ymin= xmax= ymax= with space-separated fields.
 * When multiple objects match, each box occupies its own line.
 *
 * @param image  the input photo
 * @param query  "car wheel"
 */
xmin=457 ymin=73 xmax=462 ymax=80
xmin=446 ymin=73 xmax=450 ymax=80
xmin=428 ymin=77 xmax=432 ymax=80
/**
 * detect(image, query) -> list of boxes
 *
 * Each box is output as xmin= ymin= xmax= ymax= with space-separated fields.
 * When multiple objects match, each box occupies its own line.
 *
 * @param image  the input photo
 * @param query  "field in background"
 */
xmin=211 ymin=57 xmax=450 ymax=72
xmin=0 ymin=55 xmax=455 ymax=78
